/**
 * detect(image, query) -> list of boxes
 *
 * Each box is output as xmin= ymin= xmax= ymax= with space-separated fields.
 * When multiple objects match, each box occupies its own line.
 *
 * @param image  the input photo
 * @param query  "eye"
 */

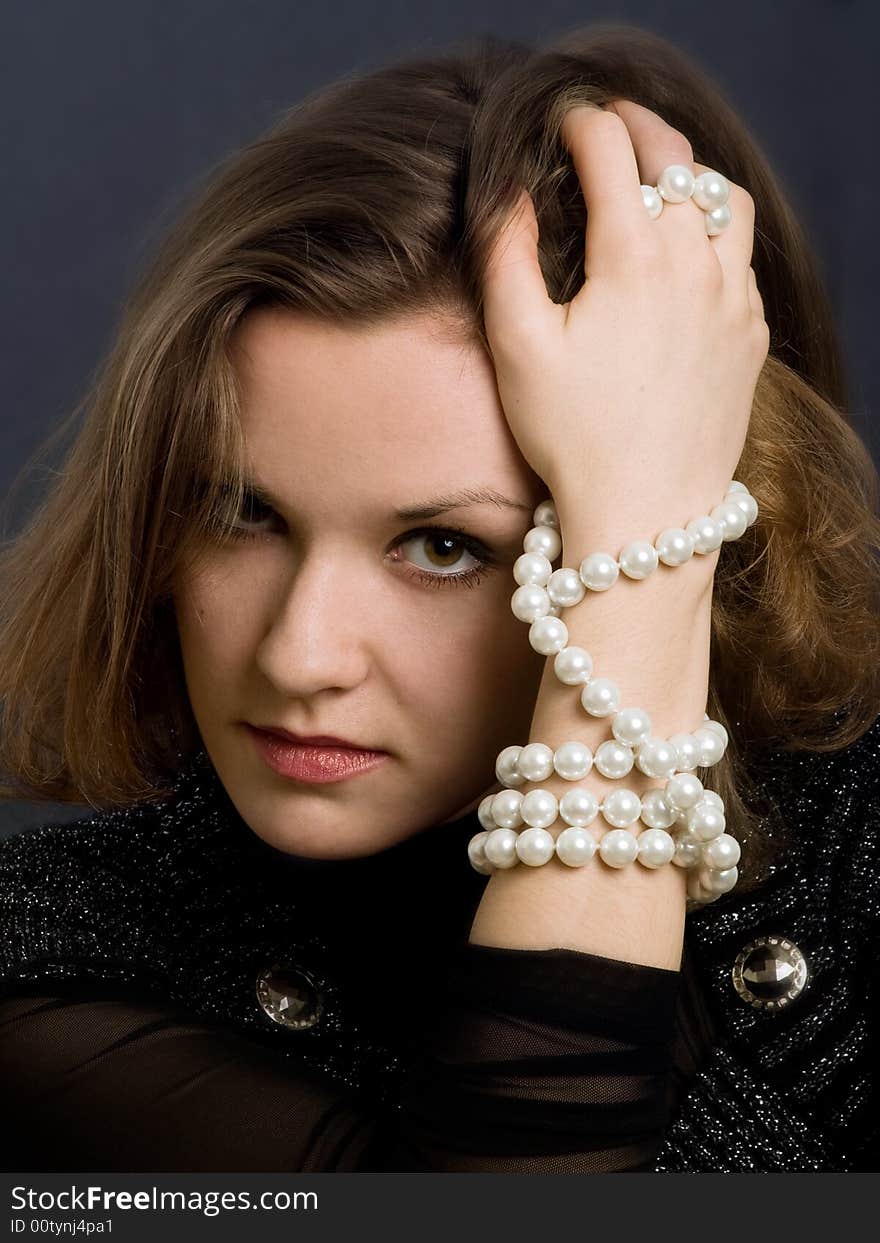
xmin=216 ymin=491 xmax=280 ymax=540
xmin=390 ymin=527 xmax=496 ymax=590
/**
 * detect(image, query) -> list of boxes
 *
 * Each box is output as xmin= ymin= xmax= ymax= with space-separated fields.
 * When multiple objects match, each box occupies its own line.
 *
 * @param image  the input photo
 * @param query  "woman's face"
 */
xmin=173 ymin=305 xmax=548 ymax=859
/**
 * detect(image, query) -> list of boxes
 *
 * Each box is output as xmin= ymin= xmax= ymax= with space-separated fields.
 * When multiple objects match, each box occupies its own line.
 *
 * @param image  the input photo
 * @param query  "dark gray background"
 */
xmin=2 ymin=0 xmax=876 ymax=835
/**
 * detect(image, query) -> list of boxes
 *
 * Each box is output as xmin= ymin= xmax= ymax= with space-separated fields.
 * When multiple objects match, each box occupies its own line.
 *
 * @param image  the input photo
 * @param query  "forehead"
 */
xmin=227 ymin=306 xmax=537 ymax=512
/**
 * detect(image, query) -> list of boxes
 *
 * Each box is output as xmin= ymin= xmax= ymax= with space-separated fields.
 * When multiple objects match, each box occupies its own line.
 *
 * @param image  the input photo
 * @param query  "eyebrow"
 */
xmin=236 ymin=478 xmax=534 ymax=522
xmin=392 ymin=488 xmax=534 ymax=521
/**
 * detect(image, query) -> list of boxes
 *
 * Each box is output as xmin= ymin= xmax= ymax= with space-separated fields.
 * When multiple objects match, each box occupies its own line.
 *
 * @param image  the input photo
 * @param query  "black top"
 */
xmin=0 ymin=751 xmax=716 ymax=1173
xmin=0 ymin=946 xmax=711 ymax=1173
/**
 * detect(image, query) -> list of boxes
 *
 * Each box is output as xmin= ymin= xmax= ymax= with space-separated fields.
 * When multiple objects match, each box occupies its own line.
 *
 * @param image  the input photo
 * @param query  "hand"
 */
xmin=481 ymin=100 xmax=770 ymax=531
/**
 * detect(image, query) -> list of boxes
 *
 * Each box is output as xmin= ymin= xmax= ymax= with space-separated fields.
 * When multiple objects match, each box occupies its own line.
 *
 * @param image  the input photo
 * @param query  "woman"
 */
xmin=1 ymin=25 xmax=878 ymax=1173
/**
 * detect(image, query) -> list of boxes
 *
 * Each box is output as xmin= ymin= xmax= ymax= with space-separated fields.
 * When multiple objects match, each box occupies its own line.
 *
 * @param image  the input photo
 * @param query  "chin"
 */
xmin=236 ymin=800 xmax=420 ymax=862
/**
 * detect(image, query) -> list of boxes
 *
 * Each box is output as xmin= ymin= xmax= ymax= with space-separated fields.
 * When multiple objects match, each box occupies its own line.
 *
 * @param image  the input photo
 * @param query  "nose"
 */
xmin=254 ymin=545 xmax=376 ymax=696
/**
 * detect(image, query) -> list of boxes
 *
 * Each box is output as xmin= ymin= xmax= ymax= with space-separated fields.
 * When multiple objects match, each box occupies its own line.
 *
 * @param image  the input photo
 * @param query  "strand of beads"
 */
xmin=467 ymin=480 xmax=758 ymax=908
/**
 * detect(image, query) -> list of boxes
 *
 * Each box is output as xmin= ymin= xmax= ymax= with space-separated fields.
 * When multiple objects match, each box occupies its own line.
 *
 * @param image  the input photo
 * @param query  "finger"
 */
xmin=697 ymin=165 xmax=756 ymax=284
xmin=605 ymin=96 xmax=756 ymax=307
xmin=747 ymin=266 xmax=765 ymax=321
xmin=481 ymin=187 xmax=560 ymax=352
xmin=606 ymin=99 xmax=706 ymax=248
xmin=558 ymin=103 xmax=652 ymax=273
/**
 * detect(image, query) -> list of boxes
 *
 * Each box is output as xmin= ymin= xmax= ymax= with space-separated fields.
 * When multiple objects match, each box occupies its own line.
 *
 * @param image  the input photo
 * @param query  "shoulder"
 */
xmin=0 ymin=783 xmax=247 ymax=994
xmin=740 ymin=709 xmax=880 ymax=875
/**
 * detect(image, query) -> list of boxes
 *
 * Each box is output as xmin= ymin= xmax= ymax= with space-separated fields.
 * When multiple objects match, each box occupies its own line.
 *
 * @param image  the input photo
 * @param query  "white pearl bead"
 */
xmin=478 ymin=795 xmax=497 ymax=831
xmin=697 ymin=789 xmax=724 ymax=812
xmin=511 ymin=584 xmax=551 ymax=623
xmin=553 ymin=644 xmax=593 ymax=685
xmin=579 ymin=552 xmax=619 ymax=591
xmin=581 ymin=677 xmax=621 ymax=716
xmin=637 ymin=828 xmax=676 ymax=868
xmin=599 ymin=828 xmax=639 ymax=867
xmin=685 ymin=515 xmax=725 ymax=554
xmin=727 ymin=480 xmax=748 ymax=494
xmin=641 ymin=183 xmax=663 ymax=219
xmin=520 ymin=788 xmax=559 ymax=829
xmin=702 ymin=832 xmax=741 ymax=870
xmin=687 ymin=802 xmax=726 ymax=842
xmin=639 ymin=787 xmax=679 ymax=829
xmin=513 ymin=551 xmax=552 ymax=587
xmin=532 ymin=500 xmax=559 ymax=529
xmin=619 ymin=539 xmax=659 ymax=580
xmin=672 ymin=832 xmax=703 ymax=869
xmin=711 ymin=501 xmax=748 ymax=541
xmin=700 ymin=719 xmax=729 ymax=748
xmin=523 ymin=524 xmax=562 ymax=560
xmin=555 ymin=826 xmax=597 ymax=867
xmin=693 ymin=726 xmax=725 ymax=767
xmin=612 ymin=706 xmax=653 ymax=748
xmin=495 ymin=744 xmax=524 ymax=788
xmin=705 ymin=202 xmax=732 ymax=236
xmin=657 ymin=164 xmax=696 ymax=203
xmin=594 ymin=739 xmax=635 ymax=780
xmin=528 ymin=614 xmax=569 ymax=655
xmin=725 ymin=491 xmax=759 ymax=527
xmin=665 ymin=771 xmax=704 ymax=811
xmin=553 ymin=740 xmax=593 ymax=781
xmin=600 ymin=788 xmax=642 ymax=828
xmin=490 ymin=788 xmax=524 ymax=829
xmin=468 ymin=831 xmax=494 ymax=874
xmin=635 ymin=737 xmax=678 ymax=779
xmin=547 ymin=567 xmax=586 ymax=608
xmin=559 ymin=786 xmax=600 ymax=828
xmin=517 ymin=742 xmax=555 ymax=783
xmin=655 ymin=527 xmax=695 ymax=567
xmin=515 ymin=825 xmax=556 ymax=866
xmin=692 ymin=169 xmax=730 ymax=211
xmin=668 ymin=732 xmax=699 ymax=771
xmin=687 ymin=868 xmax=714 ymax=901
xmin=702 ymin=864 xmax=738 ymax=894
xmin=483 ymin=827 xmax=519 ymax=868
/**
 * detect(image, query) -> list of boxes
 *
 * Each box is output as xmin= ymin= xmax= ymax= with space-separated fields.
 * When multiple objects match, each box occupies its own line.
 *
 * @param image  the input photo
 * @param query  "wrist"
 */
xmin=548 ymin=481 xmax=728 ymax=586
xmin=554 ymin=507 xmax=719 ymax=600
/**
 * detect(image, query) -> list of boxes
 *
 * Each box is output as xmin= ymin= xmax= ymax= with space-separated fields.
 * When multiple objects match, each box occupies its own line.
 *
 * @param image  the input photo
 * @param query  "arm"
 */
xmin=0 ymin=956 xmax=680 ymax=1173
xmin=467 ymin=508 xmax=716 ymax=970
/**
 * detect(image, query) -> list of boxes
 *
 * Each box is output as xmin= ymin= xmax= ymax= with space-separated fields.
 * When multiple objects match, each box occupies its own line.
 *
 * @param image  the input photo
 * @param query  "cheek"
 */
xmin=173 ymin=569 xmax=260 ymax=684
xmin=478 ymin=607 xmax=547 ymax=721
xmin=403 ymin=593 xmax=545 ymax=735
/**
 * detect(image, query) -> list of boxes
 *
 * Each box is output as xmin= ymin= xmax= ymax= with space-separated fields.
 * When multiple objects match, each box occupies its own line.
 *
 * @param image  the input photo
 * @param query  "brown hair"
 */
xmin=1 ymin=24 xmax=878 ymax=885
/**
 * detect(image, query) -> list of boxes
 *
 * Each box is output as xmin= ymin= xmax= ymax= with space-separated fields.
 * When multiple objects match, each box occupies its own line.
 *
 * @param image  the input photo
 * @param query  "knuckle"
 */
xmin=692 ymin=249 xmax=724 ymax=294
xmin=676 ymin=139 xmax=696 ymax=166
xmin=729 ymin=183 xmax=756 ymax=224
xmin=591 ymin=105 xmax=628 ymax=131
xmin=487 ymin=311 xmax=551 ymax=362
xmin=623 ymin=238 xmax=667 ymax=279
xmin=753 ymin=316 xmax=771 ymax=355
xmin=560 ymin=103 xmax=618 ymax=144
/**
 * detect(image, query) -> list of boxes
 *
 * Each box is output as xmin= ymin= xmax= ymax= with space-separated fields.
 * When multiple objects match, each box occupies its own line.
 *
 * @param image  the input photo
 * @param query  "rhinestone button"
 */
xmin=255 ymin=961 xmax=323 ymax=1030
xmin=731 ymin=935 xmax=808 ymax=1011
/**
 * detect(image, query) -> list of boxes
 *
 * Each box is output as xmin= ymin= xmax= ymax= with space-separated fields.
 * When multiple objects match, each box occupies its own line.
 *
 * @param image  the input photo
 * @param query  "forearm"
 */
xmin=468 ymin=503 xmax=718 ymax=971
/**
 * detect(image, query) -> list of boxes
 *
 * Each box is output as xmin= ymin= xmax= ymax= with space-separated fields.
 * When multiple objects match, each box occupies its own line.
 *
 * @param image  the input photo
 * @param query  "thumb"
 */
xmin=481 ymin=188 xmax=559 ymax=354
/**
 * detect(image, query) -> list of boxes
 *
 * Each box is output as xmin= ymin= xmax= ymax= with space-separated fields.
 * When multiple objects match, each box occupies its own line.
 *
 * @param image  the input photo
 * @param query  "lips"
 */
xmin=249 ymin=724 xmax=382 ymax=752
xmin=245 ymin=724 xmax=390 ymax=784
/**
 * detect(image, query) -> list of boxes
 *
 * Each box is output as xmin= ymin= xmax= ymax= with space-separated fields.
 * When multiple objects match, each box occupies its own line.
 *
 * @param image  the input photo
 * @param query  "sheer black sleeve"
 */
xmin=0 ymin=944 xmax=682 ymax=1173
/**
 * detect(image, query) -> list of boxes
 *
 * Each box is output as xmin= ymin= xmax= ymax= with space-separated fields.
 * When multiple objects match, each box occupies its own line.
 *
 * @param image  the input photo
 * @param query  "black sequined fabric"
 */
xmin=1 ymin=713 xmax=878 ymax=1172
